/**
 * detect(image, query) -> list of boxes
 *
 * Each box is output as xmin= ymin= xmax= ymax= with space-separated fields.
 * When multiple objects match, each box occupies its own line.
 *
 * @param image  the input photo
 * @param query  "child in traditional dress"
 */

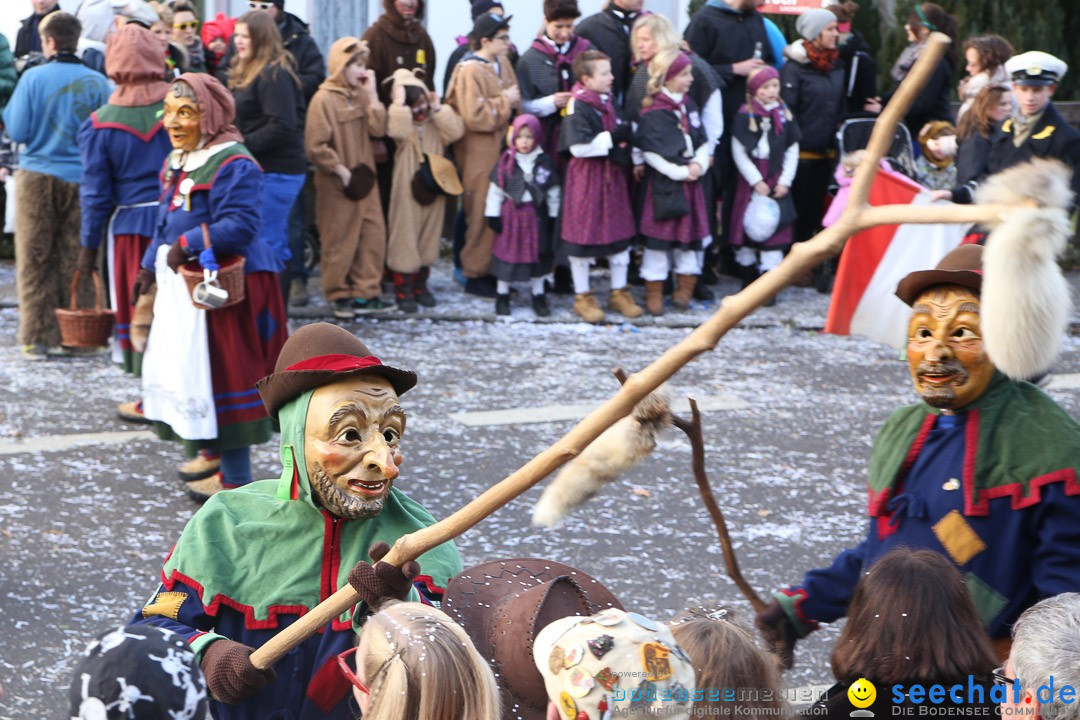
xmin=560 ymin=50 xmax=640 ymax=323
xmin=385 ymin=68 xmax=465 ymax=313
xmin=634 ymin=48 xmax=712 ymax=317
xmin=484 ymin=114 xmax=561 ymax=317
xmin=729 ymin=66 xmax=800 ymax=294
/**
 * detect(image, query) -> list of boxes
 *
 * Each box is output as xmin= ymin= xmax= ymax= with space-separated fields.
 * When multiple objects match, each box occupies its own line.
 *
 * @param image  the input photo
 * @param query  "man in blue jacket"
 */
xmin=3 ymin=12 xmax=110 ymax=359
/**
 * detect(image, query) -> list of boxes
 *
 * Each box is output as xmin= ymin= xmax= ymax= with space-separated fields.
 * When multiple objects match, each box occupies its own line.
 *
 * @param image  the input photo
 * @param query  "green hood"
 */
xmin=161 ymin=390 xmax=462 ymax=635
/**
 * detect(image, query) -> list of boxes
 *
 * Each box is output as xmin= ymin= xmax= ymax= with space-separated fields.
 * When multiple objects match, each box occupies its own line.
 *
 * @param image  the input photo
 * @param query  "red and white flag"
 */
xmin=824 ymin=168 xmax=969 ymax=349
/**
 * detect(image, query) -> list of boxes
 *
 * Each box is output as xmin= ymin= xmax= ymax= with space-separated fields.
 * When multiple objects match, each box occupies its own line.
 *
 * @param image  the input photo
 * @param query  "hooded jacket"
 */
xmin=77 ymin=25 xmax=172 ymax=249
xmin=133 ymin=388 xmax=463 ymax=720
xmin=305 ymin=38 xmax=388 ymax=179
xmin=362 ymin=0 xmax=436 ymax=105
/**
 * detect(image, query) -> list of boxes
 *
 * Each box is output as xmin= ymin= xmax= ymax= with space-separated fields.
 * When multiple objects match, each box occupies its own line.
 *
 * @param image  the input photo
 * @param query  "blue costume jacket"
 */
xmin=141 ymin=142 xmax=280 ymax=274
xmin=78 ymin=103 xmax=172 ymax=249
xmin=778 ymin=374 xmax=1080 ymax=639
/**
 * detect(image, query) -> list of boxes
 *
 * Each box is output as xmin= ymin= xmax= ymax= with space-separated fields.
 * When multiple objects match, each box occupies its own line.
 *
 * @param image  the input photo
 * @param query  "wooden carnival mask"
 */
xmin=163 ymin=90 xmax=202 ymax=153
xmin=304 ymin=376 xmax=406 ymax=519
xmin=907 ymin=285 xmax=996 ymax=411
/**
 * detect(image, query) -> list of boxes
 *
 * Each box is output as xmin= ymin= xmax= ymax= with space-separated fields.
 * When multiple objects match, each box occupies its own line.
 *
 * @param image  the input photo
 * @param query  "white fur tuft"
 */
xmin=977 ymin=160 xmax=1074 ymax=379
xmin=531 ymin=385 xmax=672 ymax=528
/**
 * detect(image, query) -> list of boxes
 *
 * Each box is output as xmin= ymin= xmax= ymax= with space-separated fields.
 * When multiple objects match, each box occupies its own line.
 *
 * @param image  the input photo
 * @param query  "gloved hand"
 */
xmin=166 ymin=241 xmax=189 ymax=272
xmin=610 ymin=123 xmax=633 ymax=145
xmin=198 ymin=247 xmax=219 ymax=272
xmin=347 ymin=541 xmax=421 ymax=609
xmin=131 ymin=268 xmax=155 ymax=306
xmin=76 ymin=247 xmax=98 ymax=277
xmin=486 ymin=216 xmax=503 ymax=235
xmin=754 ymin=600 xmax=799 ymax=670
xmin=200 ymin=639 xmax=276 ymax=704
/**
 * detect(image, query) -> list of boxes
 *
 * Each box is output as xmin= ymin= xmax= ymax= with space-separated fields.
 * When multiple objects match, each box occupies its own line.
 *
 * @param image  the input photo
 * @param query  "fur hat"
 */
xmin=255 ymin=323 xmax=416 ymax=419
xmin=534 ymin=608 xmax=696 ymax=720
xmin=442 ymin=559 xmax=623 ymax=720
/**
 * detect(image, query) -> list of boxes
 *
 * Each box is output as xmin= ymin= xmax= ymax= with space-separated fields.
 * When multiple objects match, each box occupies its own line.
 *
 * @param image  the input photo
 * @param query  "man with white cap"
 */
xmin=988 ymin=50 xmax=1080 ymax=199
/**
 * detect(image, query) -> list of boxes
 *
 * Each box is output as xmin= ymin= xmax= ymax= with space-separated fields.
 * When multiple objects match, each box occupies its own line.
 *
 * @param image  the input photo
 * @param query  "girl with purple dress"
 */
xmin=484 ymin=114 xmax=561 ymax=317
xmin=730 ymin=66 xmax=801 ymax=292
xmin=634 ymin=49 xmax=712 ymax=317
xmin=559 ymin=50 xmax=640 ymax=324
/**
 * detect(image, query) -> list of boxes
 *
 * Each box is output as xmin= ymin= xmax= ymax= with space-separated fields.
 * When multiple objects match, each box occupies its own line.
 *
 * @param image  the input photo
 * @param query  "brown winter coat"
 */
xmin=445 ymin=54 xmax=519 ymax=278
xmin=361 ymin=0 xmax=436 ymax=105
xmin=386 ymin=72 xmax=464 ymax=274
xmin=305 ymin=38 xmax=388 ymax=301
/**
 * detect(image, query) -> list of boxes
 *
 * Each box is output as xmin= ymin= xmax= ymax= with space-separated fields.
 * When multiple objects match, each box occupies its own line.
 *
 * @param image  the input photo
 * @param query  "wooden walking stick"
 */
xmin=251 ymin=33 xmax=1011 ymax=670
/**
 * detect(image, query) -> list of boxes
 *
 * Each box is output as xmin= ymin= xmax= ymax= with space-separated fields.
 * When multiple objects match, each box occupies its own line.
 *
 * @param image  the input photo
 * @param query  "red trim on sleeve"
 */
xmin=285 ymin=354 xmax=384 ymax=373
xmin=306 ymin=654 xmax=352 ymax=713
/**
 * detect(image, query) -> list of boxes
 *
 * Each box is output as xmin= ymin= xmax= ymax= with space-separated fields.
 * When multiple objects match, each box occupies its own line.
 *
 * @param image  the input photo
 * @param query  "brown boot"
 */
xmin=671 ymin=274 xmax=698 ymax=310
xmin=645 ymin=281 xmax=664 ymax=316
xmin=608 ymin=287 xmax=643 ymax=318
xmin=572 ymin=292 xmax=605 ymax=323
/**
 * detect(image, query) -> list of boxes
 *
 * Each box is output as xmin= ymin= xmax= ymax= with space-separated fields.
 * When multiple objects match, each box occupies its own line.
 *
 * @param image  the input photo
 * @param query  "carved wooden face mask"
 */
xmin=304 ymin=376 xmax=406 ymax=519
xmin=907 ymin=285 xmax=996 ymax=410
xmin=163 ymin=92 xmax=202 ymax=153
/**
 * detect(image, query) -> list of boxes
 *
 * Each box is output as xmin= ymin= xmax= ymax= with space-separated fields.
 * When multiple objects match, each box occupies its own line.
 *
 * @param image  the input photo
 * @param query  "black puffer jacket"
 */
xmin=780 ymin=42 xmax=844 ymax=153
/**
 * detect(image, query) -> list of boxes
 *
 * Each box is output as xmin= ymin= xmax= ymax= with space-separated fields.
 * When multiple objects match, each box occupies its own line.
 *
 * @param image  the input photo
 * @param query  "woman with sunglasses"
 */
xmin=170 ymin=2 xmax=205 ymax=73
xmin=338 ymin=601 xmax=500 ymax=720
xmin=228 ymin=9 xmax=307 ymax=302
xmin=801 ymin=548 xmax=998 ymax=720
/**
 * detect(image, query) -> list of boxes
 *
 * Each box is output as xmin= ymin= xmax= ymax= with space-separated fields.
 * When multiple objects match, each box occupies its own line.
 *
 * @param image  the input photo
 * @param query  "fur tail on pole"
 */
xmin=975 ymin=159 xmax=1074 ymax=381
xmin=531 ymin=385 xmax=672 ymax=528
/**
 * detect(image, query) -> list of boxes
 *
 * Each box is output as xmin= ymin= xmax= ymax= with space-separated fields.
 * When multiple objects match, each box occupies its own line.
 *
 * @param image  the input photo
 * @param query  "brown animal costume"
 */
xmin=304 ymin=38 xmax=388 ymax=304
xmin=446 ymin=53 xmax=519 ymax=279
xmin=385 ymin=69 xmax=464 ymax=305
xmin=361 ymin=0 xmax=437 ymax=105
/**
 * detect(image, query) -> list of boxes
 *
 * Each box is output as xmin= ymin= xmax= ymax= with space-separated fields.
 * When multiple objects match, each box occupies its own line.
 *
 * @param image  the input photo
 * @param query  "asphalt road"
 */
xmin=2 ymin=259 xmax=1080 ymax=718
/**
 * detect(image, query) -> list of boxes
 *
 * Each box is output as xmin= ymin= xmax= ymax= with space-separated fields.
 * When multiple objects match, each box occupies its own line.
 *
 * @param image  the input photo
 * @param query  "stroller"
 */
xmin=835 ymin=116 xmax=917 ymax=179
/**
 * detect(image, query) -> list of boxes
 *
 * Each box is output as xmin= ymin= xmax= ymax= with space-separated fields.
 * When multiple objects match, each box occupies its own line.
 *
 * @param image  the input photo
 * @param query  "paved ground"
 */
xmin=2 ymin=256 xmax=1080 ymax=718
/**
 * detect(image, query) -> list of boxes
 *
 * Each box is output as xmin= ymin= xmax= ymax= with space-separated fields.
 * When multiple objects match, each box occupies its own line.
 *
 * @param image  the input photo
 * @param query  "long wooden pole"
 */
xmin=252 ymin=33 xmax=993 ymax=669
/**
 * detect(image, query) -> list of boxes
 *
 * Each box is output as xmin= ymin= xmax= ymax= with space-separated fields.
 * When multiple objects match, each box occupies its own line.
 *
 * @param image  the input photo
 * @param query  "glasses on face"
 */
xmin=248 ymin=1 xmax=274 ymax=10
xmin=993 ymin=666 xmax=1013 ymax=687
xmin=337 ymin=646 xmax=370 ymax=694
xmin=493 ymin=34 xmax=511 ymax=42
xmin=173 ymin=21 xmax=198 ymax=30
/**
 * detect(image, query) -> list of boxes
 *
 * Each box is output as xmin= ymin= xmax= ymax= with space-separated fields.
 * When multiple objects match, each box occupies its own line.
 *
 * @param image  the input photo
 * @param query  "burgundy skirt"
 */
xmin=639 ymin=179 xmax=710 ymax=251
xmin=112 ymin=233 xmax=152 ymax=372
xmin=729 ymin=158 xmax=793 ymax=249
xmin=561 ymin=157 xmax=636 ymax=257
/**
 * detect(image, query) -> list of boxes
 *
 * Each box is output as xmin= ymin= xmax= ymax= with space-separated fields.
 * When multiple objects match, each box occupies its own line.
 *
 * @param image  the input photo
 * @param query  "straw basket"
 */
xmin=177 ymin=223 xmax=246 ymax=309
xmin=55 ymin=270 xmax=115 ymax=347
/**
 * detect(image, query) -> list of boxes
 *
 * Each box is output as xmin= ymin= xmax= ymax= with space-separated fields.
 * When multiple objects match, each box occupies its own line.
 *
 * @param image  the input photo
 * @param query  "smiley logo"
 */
xmin=848 ymin=678 xmax=877 ymax=709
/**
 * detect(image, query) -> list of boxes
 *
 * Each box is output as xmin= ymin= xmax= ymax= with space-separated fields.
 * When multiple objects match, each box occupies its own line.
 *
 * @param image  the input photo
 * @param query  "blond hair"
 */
xmin=360 ymin=602 xmax=501 ymax=720
xmin=228 ymin=10 xmax=299 ymax=91
xmin=645 ymin=46 xmax=682 ymax=101
xmin=631 ymin=14 xmax=683 ymax=64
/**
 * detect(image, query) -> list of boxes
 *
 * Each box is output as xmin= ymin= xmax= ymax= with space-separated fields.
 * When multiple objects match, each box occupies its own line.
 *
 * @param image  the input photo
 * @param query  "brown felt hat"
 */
xmin=442 ymin=559 xmax=623 ymax=720
xmin=895 ymin=244 xmax=984 ymax=306
xmin=255 ymin=322 xmax=417 ymax=419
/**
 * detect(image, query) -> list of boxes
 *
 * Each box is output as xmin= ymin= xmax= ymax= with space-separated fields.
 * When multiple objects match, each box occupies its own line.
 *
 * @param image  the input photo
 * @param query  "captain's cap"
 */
xmin=1005 ymin=51 xmax=1068 ymax=86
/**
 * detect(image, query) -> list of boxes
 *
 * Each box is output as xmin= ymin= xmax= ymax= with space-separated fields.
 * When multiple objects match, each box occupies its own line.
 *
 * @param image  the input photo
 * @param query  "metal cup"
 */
xmin=192 ymin=268 xmax=229 ymax=308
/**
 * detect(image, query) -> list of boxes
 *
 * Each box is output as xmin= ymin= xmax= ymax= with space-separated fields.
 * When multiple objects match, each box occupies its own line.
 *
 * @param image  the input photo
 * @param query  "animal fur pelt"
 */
xmin=531 ymin=386 xmax=672 ymax=528
xmin=974 ymin=159 xmax=1074 ymax=380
